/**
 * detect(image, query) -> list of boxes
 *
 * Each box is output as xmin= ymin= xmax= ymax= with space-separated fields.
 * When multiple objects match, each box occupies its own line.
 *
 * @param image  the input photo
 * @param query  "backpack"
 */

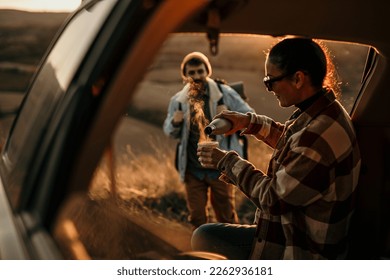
xmin=214 ymin=78 xmax=249 ymax=102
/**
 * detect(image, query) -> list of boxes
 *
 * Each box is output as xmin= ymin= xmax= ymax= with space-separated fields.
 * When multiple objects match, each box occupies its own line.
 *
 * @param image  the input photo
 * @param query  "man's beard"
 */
xmin=192 ymin=79 xmax=206 ymax=92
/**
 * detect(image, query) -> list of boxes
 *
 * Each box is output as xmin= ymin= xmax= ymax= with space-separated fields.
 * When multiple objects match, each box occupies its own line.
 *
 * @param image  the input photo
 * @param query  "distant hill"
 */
xmin=0 ymin=10 xmax=68 ymax=92
xmin=0 ymin=9 xmax=68 ymax=28
xmin=0 ymin=10 xmax=68 ymax=63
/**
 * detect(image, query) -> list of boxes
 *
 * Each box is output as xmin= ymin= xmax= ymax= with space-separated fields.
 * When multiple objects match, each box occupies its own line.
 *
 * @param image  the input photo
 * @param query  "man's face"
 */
xmin=185 ymin=63 xmax=208 ymax=84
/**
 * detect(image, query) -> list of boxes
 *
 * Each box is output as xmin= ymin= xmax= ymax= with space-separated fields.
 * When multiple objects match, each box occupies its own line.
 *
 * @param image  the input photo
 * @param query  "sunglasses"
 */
xmin=263 ymin=73 xmax=292 ymax=92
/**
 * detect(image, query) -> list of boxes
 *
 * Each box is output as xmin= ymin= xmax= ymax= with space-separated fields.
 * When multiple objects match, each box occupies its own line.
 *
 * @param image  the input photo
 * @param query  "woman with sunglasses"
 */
xmin=194 ymin=37 xmax=361 ymax=259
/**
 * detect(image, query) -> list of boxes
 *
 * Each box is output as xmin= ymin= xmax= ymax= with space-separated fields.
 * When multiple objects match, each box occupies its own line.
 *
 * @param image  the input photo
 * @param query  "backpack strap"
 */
xmin=213 ymin=78 xmax=249 ymax=160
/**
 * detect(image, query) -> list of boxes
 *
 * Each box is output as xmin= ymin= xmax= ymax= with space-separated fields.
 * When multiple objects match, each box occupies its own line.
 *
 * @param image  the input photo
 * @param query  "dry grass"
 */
xmin=88 ymin=132 xmax=273 ymax=227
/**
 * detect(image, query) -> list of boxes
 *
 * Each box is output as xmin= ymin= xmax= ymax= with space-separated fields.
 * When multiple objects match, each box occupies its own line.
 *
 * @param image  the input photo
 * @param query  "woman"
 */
xmin=194 ymin=37 xmax=361 ymax=259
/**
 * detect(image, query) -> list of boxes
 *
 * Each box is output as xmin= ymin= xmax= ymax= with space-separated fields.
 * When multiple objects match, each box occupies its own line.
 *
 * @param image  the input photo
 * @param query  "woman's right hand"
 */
xmin=214 ymin=110 xmax=251 ymax=135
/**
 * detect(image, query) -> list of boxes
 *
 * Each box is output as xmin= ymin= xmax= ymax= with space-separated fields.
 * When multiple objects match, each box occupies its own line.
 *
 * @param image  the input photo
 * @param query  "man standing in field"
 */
xmin=163 ymin=51 xmax=254 ymax=229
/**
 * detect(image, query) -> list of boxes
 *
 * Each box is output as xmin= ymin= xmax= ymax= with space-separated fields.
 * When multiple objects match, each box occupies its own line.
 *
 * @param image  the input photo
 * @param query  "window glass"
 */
xmin=324 ymin=40 xmax=368 ymax=112
xmin=48 ymin=1 xmax=116 ymax=91
xmin=2 ymin=0 xmax=116 ymax=205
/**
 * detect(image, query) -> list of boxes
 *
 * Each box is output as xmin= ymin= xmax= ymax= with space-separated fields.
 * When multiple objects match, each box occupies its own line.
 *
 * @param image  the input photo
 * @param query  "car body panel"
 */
xmin=0 ymin=179 xmax=27 ymax=259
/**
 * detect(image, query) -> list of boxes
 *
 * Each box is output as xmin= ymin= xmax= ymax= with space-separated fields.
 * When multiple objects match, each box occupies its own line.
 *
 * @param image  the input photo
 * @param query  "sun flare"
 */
xmin=0 ymin=0 xmax=82 ymax=12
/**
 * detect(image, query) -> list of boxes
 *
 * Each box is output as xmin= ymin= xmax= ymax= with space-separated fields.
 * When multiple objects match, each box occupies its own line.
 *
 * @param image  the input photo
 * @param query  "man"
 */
xmin=194 ymin=38 xmax=361 ymax=259
xmin=163 ymin=51 xmax=254 ymax=229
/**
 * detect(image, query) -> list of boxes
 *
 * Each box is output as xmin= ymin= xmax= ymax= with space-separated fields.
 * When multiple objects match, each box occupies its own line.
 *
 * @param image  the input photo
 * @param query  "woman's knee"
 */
xmin=192 ymin=224 xmax=213 ymax=250
xmin=191 ymin=223 xmax=255 ymax=259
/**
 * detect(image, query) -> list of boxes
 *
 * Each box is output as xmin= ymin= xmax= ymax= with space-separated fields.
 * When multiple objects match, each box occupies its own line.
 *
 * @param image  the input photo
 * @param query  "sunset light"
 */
xmin=0 ymin=0 xmax=82 ymax=12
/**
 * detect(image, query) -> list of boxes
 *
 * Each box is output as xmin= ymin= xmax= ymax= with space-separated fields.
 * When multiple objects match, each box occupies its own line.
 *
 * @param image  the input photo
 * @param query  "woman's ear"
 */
xmin=294 ymin=70 xmax=306 ymax=89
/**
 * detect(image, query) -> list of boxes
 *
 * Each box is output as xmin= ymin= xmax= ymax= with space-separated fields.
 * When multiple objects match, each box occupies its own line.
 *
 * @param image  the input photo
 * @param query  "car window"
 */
xmin=1 ymin=0 xmax=116 ymax=206
xmin=53 ymin=33 xmax=369 ymax=259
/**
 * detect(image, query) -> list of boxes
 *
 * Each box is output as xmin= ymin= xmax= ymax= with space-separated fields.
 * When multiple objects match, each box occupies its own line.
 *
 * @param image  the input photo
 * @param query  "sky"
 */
xmin=0 ymin=0 xmax=82 ymax=12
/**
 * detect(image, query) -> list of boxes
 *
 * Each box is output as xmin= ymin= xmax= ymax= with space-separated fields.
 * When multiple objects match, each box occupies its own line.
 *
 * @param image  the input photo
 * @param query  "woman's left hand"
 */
xmin=197 ymin=146 xmax=227 ymax=169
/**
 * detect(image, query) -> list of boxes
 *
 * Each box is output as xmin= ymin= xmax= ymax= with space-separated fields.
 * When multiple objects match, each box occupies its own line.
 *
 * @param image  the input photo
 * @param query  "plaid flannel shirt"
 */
xmin=218 ymin=89 xmax=361 ymax=259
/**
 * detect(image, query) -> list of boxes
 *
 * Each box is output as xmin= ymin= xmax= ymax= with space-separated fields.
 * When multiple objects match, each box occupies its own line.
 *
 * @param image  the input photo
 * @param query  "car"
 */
xmin=0 ymin=0 xmax=389 ymax=260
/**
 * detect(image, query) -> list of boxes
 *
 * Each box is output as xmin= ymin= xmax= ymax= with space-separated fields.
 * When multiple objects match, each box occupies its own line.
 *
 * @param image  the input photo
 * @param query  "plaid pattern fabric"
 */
xmin=218 ymin=89 xmax=361 ymax=259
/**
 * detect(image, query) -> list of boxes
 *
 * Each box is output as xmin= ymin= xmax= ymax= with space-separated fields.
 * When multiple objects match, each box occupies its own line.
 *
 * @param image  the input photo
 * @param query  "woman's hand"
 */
xmin=214 ymin=110 xmax=251 ymax=135
xmin=197 ymin=146 xmax=227 ymax=169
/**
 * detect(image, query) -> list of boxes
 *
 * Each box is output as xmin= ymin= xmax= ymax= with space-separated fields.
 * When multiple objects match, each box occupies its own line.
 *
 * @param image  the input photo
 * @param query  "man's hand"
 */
xmin=172 ymin=110 xmax=184 ymax=126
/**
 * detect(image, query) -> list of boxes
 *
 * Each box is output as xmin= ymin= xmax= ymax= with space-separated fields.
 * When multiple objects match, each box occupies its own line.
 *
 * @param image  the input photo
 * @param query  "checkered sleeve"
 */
xmin=218 ymin=114 xmax=359 ymax=215
xmin=242 ymin=112 xmax=285 ymax=148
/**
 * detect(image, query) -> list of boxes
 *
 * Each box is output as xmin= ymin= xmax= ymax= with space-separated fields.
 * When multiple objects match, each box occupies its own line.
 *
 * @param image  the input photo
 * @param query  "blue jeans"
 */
xmin=191 ymin=223 xmax=257 ymax=259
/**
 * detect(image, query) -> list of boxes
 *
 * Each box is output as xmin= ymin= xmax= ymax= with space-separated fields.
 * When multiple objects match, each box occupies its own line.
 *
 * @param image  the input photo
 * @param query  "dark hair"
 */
xmin=268 ymin=37 xmax=339 ymax=95
xmin=186 ymin=57 xmax=204 ymax=66
xmin=185 ymin=58 xmax=205 ymax=72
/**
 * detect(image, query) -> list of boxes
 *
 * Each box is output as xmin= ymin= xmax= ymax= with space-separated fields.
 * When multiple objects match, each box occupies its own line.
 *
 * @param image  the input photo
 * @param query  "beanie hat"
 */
xmin=180 ymin=51 xmax=212 ymax=80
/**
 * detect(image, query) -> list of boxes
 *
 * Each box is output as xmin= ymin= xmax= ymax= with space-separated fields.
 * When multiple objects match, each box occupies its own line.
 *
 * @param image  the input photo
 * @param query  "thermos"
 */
xmin=204 ymin=118 xmax=232 ymax=135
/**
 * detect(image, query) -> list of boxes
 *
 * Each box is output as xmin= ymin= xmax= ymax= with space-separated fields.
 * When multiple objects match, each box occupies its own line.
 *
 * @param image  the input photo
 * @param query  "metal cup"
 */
xmin=197 ymin=141 xmax=219 ymax=168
